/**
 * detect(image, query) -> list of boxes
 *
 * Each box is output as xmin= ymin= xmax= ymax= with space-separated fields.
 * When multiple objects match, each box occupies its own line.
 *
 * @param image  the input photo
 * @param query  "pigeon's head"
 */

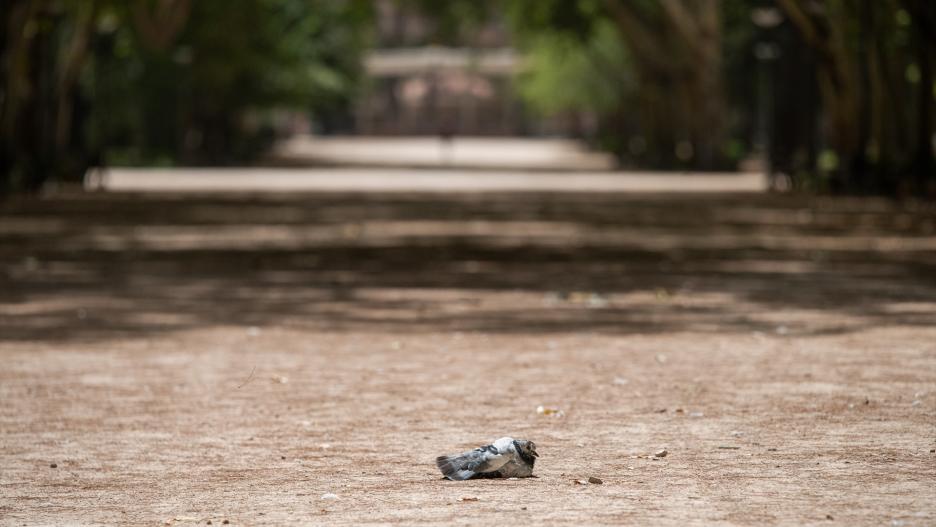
xmin=514 ymin=439 xmax=538 ymax=459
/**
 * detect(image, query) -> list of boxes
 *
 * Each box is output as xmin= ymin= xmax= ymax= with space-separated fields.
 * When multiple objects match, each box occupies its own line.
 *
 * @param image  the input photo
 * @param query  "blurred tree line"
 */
xmin=1 ymin=0 xmax=934 ymax=196
xmin=501 ymin=0 xmax=935 ymax=194
xmin=1 ymin=0 xmax=369 ymax=193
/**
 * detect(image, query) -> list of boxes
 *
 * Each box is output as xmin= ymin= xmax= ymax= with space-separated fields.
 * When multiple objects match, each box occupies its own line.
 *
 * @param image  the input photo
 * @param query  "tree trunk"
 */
xmin=603 ymin=0 xmax=725 ymax=170
xmin=902 ymin=0 xmax=936 ymax=194
xmin=853 ymin=0 xmax=873 ymax=192
xmin=778 ymin=0 xmax=860 ymax=189
xmin=54 ymin=1 xmax=98 ymax=157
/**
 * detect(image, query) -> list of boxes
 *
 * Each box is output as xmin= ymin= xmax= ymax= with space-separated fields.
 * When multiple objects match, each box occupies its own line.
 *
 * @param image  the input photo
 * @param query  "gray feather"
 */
xmin=436 ymin=443 xmax=510 ymax=481
xmin=467 ymin=439 xmax=537 ymax=479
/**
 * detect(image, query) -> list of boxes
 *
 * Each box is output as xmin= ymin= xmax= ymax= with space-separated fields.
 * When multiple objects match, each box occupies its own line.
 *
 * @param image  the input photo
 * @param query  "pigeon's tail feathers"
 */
xmin=436 ymin=454 xmax=476 ymax=481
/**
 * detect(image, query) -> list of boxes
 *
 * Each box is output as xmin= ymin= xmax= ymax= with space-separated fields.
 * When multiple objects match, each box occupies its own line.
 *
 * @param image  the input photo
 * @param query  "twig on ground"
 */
xmin=236 ymin=366 xmax=257 ymax=389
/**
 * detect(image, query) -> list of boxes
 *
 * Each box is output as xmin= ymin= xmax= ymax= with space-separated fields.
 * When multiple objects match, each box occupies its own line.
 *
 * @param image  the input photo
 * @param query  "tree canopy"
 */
xmin=1 ymin=0 xmax=371 ymax=192
xmin=1 ymin=0 xmax=934 ymax=196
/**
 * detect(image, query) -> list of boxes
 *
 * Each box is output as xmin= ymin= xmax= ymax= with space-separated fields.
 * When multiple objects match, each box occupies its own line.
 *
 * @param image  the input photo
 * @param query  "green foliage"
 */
xmin=1 ymin=0 xmax=373 ymax=192
xmin=509 ymin=0 xmax=736 ymax=170
xmin=93 ymin=0 xmax=371 ymax=165
xmin=516 ymin=20 xmax=632 ymax=117
xmin=4 ymin=0 xmax=933 ymax=195
xmin=506 ymin=0 xmax=605 ymax=43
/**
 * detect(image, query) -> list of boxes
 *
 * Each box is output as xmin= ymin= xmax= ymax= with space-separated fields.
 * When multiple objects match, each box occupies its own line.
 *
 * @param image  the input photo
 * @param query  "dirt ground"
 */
xmin=1 ymin=189 xmax=935 ymax=526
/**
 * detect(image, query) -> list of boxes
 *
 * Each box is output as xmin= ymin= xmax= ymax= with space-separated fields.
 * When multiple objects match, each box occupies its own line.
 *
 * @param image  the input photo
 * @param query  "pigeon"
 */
xmin=436 ymin=437 xmax=538 ymax=480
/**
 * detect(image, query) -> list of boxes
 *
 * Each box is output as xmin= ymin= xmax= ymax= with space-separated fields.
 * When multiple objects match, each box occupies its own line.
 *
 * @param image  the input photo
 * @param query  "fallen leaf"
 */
xmin=536 ymin=405 xmax=565 ymax=417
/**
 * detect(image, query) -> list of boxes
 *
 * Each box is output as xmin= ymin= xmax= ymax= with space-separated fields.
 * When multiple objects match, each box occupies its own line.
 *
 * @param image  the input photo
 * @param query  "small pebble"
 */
xmin=588 ymin=476 xmax=603 ymax=484
xmin=321 ymin=493 xmax=339 ymax=500
xmin=222 ymin=521 xmax=229 ymax=525
xmin=206 ymin=522 xmax=212 ymax=525
xmin=826 ymin=514 xmax=834 ymax=520
xmin=50 ymin=463 xmax=57 ymax=468
xmin=654 ymin=449 xmax=668 ymax=458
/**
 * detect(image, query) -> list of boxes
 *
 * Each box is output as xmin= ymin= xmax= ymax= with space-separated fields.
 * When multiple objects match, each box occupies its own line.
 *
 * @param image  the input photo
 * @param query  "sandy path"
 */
xmin=1 ymin=190 xmax=934 ymax=525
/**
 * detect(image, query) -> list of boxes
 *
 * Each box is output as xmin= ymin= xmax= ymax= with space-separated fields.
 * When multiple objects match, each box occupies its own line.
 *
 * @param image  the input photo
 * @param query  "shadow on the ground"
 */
xmin=1 ymin=192 xmax=935 ymax=342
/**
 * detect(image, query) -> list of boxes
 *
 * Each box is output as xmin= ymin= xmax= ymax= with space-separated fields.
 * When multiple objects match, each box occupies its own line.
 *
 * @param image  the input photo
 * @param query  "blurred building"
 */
xmin=355 ymin=1 xmax=571 ymax=136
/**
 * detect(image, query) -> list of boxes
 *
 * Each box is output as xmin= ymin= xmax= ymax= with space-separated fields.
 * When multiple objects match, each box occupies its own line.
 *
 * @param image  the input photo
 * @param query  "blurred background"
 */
xmin=1 ymin=0 xmax=934 ymax=195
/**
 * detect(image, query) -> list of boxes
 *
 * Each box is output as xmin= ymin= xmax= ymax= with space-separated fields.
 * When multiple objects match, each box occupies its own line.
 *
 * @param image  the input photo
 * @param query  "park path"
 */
xmin=1 ymin=170 xmax=935 ymax=525
xmin=91 ymin=136 xmax=766 ymax=194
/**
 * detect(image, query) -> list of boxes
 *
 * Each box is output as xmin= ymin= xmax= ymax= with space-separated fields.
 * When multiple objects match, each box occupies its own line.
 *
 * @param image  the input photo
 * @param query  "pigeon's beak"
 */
xmin=531 ymin=450 xmax=539 ymax=458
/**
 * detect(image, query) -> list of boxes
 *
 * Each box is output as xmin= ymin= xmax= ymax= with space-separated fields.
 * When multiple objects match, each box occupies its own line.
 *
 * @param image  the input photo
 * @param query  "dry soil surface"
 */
xmin=1 ymin=190 xmax=935 ymax=526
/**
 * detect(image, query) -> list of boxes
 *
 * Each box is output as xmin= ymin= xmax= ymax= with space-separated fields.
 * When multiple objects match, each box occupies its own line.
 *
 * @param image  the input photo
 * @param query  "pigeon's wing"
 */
xmin=436 ymin=444 xmax=510 ymax=481
xmin=470 ymin=452 xmax=535 ymax=479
